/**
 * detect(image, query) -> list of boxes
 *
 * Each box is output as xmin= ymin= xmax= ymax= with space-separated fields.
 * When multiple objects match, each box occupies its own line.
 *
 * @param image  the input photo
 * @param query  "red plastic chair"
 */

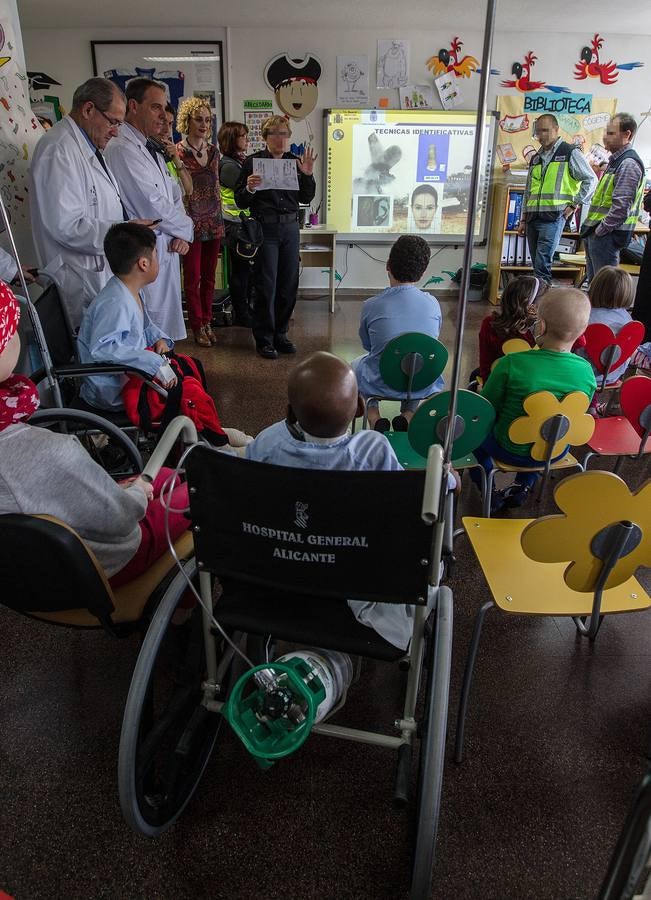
xmin=583 ymin=375 xmax=651 ymax=474
xmin=582 ymin=321 xmax=645 ymax=410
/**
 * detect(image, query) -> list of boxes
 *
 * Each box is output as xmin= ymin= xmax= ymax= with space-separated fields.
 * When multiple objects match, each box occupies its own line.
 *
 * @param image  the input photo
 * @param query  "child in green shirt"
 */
xmin=478 ymin=287 xmax=596 ymax=510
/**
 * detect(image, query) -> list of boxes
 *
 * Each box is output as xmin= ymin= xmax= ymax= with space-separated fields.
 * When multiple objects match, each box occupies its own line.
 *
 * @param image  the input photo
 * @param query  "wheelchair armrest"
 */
xmin=141 ymin=416 xmax=199 ymax=482
xmin=422 ymin=444 xmax=444 ymax=524
xmin=51 ymin=363 xmax=168 ymax=398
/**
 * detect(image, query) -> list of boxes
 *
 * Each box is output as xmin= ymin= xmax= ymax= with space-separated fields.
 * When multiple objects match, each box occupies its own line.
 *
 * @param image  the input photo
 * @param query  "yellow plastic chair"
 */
xmin=455 ymin=470 xmax=651 ymax=762
xmin=483 ymin=389 xmax=596 ymax=517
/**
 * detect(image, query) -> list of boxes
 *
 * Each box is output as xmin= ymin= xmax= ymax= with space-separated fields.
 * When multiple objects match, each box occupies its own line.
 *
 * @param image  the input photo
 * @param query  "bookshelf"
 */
xmin=487 ymin=182 xmax=583 ymax=305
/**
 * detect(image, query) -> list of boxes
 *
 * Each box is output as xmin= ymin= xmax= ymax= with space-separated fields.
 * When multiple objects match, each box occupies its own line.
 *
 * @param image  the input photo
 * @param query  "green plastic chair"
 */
xmin=386 ymin=390 xmax=496 ymax=508
xmin=361 ymin=332 xmax=449 ymax=428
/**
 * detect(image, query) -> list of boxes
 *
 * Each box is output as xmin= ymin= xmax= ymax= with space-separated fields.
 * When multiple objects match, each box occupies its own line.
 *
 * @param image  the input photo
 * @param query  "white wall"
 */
xmin=19 ymin=21 xmax=651 ymax=291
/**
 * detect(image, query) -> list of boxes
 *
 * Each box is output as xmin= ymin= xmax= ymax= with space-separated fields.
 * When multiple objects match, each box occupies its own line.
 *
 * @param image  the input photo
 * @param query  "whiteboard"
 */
xmin=324 ymin=108 xmax=496 ymax=244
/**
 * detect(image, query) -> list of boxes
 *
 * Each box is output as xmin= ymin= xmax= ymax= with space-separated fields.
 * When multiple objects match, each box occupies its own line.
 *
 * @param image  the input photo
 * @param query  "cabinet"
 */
xmin=299 ymin=227 xmax=338 ymax=314
xmin=487 ymin=182 xmax=583 ymax=305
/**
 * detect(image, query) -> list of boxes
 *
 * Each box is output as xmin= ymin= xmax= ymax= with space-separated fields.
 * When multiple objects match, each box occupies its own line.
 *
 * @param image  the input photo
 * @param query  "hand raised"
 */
xmin=297 ymin=145 xmax=317 ymax=176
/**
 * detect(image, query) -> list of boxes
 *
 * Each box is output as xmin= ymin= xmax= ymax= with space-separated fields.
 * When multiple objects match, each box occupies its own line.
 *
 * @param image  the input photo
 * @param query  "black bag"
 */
xmin=226 ymin=213 xmax=263 ymax=260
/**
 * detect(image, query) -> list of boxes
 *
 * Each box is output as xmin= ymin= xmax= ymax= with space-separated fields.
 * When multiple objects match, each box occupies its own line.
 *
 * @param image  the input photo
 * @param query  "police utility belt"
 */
xmin=255 ymin=212 xmax=298 ymax=224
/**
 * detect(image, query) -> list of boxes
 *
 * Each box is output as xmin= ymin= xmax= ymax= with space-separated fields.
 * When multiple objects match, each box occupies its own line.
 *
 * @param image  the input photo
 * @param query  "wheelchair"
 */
xmin=117 ymin=424 xmax=455 ymax=899
xmin=0 ymin=416 xmax=208 ymax=823
xmin=16 ymin=278 xmax=174 ymax=476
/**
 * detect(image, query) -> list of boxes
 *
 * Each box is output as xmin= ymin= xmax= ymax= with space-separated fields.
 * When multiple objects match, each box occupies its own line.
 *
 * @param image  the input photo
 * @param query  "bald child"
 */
xmin=478 ymin=287 xmax=596 ymax=507
xmin=246 ymin=351 xmax=402 ymax=470
xmin=247 ymin=351 xmax=430 ymax=648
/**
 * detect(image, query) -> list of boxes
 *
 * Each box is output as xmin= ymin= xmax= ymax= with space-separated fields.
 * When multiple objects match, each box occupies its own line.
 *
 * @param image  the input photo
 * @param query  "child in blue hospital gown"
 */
xmin=246 ymin=350 xmax=454 ymax=650
xmin=77 ymin=222 xmax=176 ymax=411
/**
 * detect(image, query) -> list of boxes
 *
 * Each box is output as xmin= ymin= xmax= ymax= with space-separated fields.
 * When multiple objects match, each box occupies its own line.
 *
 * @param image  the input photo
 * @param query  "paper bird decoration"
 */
xmin=501 ymin=52 xmax=569 ymax=93
xmin=574 ymin=34 xmax=643 ymax=84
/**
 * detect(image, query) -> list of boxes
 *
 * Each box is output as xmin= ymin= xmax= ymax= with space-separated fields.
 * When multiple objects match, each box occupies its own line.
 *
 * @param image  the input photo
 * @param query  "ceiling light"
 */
xmin=143 ymin=56 xmax=220 ymax=62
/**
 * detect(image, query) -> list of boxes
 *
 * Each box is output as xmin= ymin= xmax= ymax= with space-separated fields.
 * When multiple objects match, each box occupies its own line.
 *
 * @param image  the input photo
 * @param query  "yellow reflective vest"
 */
xmin=525 ymin=141 xmax=581 ymax=219
xmin=585 ymin=148 xmax=645 ymax=235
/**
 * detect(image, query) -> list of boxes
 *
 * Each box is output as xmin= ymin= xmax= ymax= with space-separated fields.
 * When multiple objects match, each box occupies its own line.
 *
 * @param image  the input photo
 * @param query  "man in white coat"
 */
xmin=105 ymin=78 xmax=193 ymax=340
xmin=29 ymin=77 xmax=145 ymax=328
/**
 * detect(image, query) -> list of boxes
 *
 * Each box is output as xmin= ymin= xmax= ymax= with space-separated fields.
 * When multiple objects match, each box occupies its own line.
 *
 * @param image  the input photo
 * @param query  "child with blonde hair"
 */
xmin=477 ymin=287 xmax=597 ymax=510
xmin=583 ymin=266 xmax=650 ymax=382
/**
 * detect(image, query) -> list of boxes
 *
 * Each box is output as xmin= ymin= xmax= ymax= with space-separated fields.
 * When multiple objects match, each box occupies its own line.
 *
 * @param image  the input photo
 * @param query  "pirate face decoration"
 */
xmin=264 ymin=53 xmax=322 ymax=120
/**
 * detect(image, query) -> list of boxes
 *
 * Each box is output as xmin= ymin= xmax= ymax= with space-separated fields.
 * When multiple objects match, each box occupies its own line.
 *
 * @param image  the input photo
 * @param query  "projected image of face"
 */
xmin=411 ymin=185 xmax=438 ymax=231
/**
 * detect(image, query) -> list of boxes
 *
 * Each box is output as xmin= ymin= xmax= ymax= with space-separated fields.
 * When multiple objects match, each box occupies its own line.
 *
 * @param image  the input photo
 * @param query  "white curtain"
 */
xmin=0 ymin=0 xmax=44 ymax=261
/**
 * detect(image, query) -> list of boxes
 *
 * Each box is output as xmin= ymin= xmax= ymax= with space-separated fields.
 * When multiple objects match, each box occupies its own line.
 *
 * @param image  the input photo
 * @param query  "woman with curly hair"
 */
xmin=176 ymin=97 xmax=224 ymax=347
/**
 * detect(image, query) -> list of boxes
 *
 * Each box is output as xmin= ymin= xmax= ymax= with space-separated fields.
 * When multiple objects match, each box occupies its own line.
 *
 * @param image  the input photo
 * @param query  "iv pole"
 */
xmin=0 ymin=193 xmax=64 ymax=407
xmin=437 ymin=0 xmax=498 ymax=515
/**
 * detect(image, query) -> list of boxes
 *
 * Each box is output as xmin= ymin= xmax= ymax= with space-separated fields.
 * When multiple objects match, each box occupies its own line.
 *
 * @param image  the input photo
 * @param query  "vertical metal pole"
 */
xmin=441 ymin=0 xmax=498 ymax=471
xmin=0 ymin=194 xmax=30 ymax=302
xmin=0 ymin=193 xmax=63 ymax=407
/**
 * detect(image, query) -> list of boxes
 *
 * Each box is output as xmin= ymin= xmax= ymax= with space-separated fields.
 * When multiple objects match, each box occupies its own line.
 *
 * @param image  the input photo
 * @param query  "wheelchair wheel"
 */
xmin=30 ymin=408 xmax=142 ymax=479
xmin=118 ymin=561 xmax=224 ymax=837
xmin=411 ymin=587 xmax=453 ymax=900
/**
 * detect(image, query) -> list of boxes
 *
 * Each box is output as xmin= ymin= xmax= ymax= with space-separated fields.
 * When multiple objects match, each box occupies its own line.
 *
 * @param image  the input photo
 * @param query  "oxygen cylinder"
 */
xmin=222 ymin=648 xmax=354 ymax=768
xmin=274 ymin=649 xmax=353 ymax=723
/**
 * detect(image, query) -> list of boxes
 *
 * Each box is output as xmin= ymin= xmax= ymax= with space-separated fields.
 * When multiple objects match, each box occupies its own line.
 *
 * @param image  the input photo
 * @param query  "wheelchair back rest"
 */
xmin=521 ymin=470 xmax=651 ymax=592
xmin=33 ymin=283 xmax=76 ymax=368
xmin=620 ymin=375 xmax=651 ymax=444
xmin=508 ymin=390 xmax=595 ymax=462
xmin=407 ymin=389 xmax=495 ymax=460
xmin=583 ymin=321 xmax=645 ymax=378
xmin=0 ymin=514 xmax=115 ymax=625
xmin=185 ymin=445 xmax=433 ymax=607
xmin=379 ymin=332 xmax=448 ymax=394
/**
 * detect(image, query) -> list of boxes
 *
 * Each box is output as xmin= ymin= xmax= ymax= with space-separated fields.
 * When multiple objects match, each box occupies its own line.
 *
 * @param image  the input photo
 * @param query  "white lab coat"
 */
xmin=0 ymin=248 xmax=17 ymax=283
xmin=29 ymin=116 xmax=124 ymax=329
xmin=105 ymin=123 xmax=194 ymax=340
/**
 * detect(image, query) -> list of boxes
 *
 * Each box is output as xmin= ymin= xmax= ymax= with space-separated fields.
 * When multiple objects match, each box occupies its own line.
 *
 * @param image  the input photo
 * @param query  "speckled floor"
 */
xmin=1 ymin=295 xmax=650 ymax=900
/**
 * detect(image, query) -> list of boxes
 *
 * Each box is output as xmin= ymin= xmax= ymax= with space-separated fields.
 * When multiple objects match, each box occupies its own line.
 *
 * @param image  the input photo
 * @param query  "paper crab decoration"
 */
xmin=574 ymin=34 xmax=643 ymax=85
xmin=501 ymin=52 xmax=569 ymax=93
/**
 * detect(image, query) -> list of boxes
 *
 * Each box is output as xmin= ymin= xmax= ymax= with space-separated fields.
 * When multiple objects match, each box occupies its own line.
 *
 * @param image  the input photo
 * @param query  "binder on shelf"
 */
xmin=524 ymin=239 xmax=532 ymax=265
xmin=506 ymin=234 xmax=516 ymax=264
xmin=513 ymin=191 xmax=523 ymax=230
xmin=501 ymin=234 xmax=509 ymax=263
xmin=506 ymin=194 xmax=517 ymax=231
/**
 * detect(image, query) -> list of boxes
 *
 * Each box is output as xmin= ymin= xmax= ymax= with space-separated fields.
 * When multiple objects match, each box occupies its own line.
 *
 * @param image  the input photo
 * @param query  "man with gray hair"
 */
xmin=105 ymin=77 xmax=193 ymax=340
xmin=29 ymin=77 xmax=153 ymax=325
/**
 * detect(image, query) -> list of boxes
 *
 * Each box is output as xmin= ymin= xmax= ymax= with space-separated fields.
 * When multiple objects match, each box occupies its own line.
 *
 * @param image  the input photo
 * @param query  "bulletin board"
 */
xmin=494 ymin=93 xmax=617 ymax=174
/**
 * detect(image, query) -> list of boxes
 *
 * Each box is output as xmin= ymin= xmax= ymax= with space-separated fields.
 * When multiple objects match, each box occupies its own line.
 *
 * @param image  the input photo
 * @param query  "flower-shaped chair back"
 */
xmin=408 ymin=389 xmax=495 ymax=459
xmin=501 ymin=337 xmax=534 ymax=358
xmin=521 ymin=471 xmax=651 ymax=595
xmin=620 ymin=375 xmax=651 ymax=452
xmin=583 ymin=321 xmax=645 ymax=387
xmin=378 ymin=332 xmax=448 ymax=399
xmin=509 ymin=390 xmax=596 ymax=462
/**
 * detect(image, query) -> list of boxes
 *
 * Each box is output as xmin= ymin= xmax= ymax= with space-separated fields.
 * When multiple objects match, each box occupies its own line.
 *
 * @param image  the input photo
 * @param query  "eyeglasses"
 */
xmin=267 ymin=131 xmax=290 ymax=137
xmin=94 ymin=105 xmax=122 ymax=129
